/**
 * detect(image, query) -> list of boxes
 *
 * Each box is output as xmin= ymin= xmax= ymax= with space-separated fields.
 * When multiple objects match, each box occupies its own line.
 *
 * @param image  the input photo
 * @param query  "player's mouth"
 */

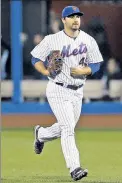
xmin=72 ymin=24 xmax=79 ymax=26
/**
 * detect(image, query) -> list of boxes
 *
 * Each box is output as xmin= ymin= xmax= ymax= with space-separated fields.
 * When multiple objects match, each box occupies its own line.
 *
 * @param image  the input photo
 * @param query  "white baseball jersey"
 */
xmin=31 ymin=30 xmax=103 ymax=85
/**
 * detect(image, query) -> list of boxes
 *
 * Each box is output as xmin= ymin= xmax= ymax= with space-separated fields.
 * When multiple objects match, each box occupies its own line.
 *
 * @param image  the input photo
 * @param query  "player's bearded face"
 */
xmin=64 ymin=15 xmax=81 ymax=31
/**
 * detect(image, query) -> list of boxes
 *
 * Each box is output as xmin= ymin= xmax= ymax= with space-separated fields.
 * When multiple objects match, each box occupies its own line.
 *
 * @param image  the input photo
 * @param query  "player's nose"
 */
xmin=73 ymin=15 xmax=79 ymax=20
xmin=73 ymin=18 xmax=79 ymax=23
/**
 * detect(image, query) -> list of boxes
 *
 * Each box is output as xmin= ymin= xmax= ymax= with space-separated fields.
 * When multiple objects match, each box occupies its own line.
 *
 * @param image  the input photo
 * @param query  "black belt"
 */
xmin=55 ymin=82 xmax=83 ymax=90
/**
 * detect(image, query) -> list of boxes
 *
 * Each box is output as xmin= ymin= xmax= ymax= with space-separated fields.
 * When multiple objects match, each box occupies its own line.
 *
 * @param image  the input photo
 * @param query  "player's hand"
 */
xmin=43 ymin=70 xmax=50 ymax=76
xmin=70 ymin=66 xmax=92 ymax=76
xmin=70 ymin=67 xmax=83 ymax=76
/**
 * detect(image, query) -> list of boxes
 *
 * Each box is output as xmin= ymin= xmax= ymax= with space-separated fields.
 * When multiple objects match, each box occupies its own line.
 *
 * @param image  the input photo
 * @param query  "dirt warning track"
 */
xmin=2 ymin=114 xmax=122 ymax=129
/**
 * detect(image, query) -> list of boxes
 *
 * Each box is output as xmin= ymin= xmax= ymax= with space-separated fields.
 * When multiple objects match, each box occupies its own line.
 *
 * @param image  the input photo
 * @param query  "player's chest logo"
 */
xmin=61 ymin=43 xmax=87 ymax=58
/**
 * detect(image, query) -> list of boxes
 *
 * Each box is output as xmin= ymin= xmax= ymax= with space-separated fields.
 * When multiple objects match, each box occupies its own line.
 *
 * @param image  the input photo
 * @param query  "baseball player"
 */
xmin=31 ymin=6 xmax=103 ymax=181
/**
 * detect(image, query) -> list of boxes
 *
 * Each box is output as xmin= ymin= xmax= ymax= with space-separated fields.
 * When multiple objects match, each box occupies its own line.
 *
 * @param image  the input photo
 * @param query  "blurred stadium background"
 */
xmin=1 ymin=0 xmax=122 ymax=183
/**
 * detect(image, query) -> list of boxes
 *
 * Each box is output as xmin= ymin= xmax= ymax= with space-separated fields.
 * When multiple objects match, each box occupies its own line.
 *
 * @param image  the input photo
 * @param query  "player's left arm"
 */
xmin=71 ymin=38 xmax=103 ymax=76
xmin=70 ymin=62 xmax=101 ymax=76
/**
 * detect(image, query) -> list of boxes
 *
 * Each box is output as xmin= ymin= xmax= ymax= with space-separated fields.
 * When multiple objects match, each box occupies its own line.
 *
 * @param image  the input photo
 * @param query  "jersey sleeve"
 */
xmin=30 ymin=36 xmax=51 ymax=62
xmin=87 ymin=37 xmax=103 ymax=63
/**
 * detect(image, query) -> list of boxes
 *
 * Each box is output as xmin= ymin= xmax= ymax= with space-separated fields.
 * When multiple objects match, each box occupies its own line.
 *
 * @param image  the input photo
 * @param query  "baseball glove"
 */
xmin=46 ymin=50 xmax=63 ymax=79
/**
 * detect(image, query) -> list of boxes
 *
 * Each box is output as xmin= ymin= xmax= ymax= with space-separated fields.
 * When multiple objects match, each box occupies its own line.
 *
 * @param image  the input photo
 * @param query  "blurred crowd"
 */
xmin=2 ymin=11 xmax=122 ymax=79
xmin=1 ymin=1 xmax=122 ymax=82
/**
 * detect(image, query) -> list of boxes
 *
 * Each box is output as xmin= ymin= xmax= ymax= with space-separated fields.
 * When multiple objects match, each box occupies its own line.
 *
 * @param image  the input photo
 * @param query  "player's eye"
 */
xmin=67 ymin=15 xmax=74 ymax=18
xmin=68 ymin=15 xmax=80 ymax=19
xmin=76 ymin=15 xmax=80 ymax=18
xmin=70 ymin=16 xmax=74 ymax=18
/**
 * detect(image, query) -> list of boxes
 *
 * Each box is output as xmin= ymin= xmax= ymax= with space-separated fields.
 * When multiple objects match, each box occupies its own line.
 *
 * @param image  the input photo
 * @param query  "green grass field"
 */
xmin=1 ymin=129 xmax=122 ymax=183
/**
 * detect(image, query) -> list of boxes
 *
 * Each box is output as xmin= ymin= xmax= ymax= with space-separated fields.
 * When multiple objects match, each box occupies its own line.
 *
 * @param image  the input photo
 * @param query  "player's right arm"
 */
xmin=30 ymin=36 xmax=50 ymax=76
xmin=32 ymin=57 xmax=50 ymax=76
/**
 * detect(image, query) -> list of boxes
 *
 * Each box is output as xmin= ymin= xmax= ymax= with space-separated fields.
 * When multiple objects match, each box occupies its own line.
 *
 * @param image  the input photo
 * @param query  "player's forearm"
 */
xmin=34 ymin=61 xmax=50 ymax=76
xmin=79 ymin=66 xmax=92 ymax=75
xmin=71 ymin=66 xmax=92 ymax=76
xmin=71 ymin=62 xmax=101 ymax=76
xmin=78 ymin=62 xmax=102 ymax=75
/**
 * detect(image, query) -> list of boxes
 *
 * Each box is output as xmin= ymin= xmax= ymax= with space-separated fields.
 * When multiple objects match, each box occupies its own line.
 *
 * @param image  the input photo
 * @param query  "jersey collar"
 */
xmin=63 ymin=29 xmax=80 ymax=39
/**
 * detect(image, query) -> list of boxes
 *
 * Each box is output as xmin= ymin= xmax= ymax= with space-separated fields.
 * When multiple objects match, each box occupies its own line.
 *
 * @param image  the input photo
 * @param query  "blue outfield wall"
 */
xmin=1 ymin=102 xmax=122 ymax=114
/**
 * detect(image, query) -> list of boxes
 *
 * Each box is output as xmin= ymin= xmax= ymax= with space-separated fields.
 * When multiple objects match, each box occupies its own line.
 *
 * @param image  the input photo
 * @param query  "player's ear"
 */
xmin=62 ymin=18 xmax=65 ymax=24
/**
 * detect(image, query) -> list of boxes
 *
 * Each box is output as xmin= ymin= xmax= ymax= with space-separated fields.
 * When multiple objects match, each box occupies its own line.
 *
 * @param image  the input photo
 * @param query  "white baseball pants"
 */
xmin=38 ymin=81 xmax=83 ymax=172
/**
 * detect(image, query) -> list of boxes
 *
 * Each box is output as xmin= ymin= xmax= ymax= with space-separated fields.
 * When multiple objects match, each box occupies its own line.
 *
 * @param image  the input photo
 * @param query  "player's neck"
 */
xmin=64 ymin=28 xmax=80 ymax=38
